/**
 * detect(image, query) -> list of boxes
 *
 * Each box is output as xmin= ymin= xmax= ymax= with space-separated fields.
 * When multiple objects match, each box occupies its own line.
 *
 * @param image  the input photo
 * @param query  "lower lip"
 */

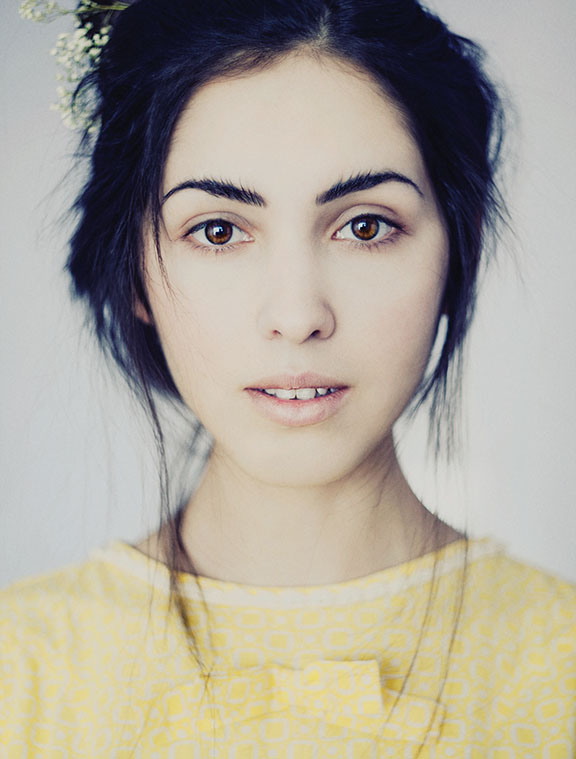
xmin=245 ymin=388 xmax=350 ymax=427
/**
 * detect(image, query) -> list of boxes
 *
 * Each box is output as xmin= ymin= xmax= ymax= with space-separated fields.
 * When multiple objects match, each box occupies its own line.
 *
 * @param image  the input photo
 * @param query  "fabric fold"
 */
xmin=143 ymin=659 xmax=445 ymax=748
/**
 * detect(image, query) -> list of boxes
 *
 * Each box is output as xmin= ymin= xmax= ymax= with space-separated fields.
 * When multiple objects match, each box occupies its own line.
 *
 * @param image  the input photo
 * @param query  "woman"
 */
xmin=3 ymin=0 xmax=575 ymax=756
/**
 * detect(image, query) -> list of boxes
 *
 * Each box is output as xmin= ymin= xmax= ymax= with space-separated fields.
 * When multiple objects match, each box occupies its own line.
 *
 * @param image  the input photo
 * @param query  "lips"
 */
xmin=246 ymin=372 xmax=348 ymax=391
xmin=244 ymin=373 xmax=350 ymax=427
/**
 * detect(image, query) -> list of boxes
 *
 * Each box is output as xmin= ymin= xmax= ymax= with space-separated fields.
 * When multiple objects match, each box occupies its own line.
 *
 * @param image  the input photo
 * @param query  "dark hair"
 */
xmin=67 ymin=0 xmax=505 ymax=740
xmin=70 ymin=0 xmax=505 ymax=447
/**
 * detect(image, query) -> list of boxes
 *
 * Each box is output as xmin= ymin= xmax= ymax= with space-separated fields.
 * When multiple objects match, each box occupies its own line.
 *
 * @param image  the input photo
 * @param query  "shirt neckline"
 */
xmin=91 ymin=536 xmax=502 ymax=609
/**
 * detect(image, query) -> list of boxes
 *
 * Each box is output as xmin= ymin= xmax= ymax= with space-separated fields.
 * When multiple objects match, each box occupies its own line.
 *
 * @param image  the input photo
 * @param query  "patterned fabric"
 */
xmin=1 ymin=538 xmax=574 ymax=758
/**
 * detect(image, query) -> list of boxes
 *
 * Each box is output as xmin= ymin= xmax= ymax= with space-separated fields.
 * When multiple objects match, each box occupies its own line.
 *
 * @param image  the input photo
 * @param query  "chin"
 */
xmin=218 ymin=431 xmax=394 ymax=489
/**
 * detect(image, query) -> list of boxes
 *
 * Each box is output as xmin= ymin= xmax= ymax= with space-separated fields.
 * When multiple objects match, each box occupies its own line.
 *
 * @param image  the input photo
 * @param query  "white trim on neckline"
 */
xmin=90 ymin=538 xmax=503 ymax=609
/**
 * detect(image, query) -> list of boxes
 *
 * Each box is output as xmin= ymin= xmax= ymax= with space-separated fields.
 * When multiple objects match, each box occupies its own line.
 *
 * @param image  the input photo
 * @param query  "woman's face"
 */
xmin=142 ymin=53 xmax=449 ymax=487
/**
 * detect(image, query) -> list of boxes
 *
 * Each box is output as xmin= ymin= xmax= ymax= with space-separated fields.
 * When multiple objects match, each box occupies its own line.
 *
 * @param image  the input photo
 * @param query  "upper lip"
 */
xmin=247 ymin=372 xmax=348 ymax=390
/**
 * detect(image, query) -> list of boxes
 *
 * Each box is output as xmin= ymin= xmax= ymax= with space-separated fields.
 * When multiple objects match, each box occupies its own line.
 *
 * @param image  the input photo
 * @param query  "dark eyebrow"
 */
xmin=316 ymin=171 xmax=423 ymax=204
xmin=161 ymin=170 xmax=422 ymax=208
xmin=161 ymin=178 xmax=265 ymax=207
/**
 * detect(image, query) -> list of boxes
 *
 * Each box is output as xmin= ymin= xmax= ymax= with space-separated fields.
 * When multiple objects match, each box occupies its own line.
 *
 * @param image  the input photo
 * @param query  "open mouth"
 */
xmin=245 ymin=386 xmax=350 ymax=426
xmin=255 ymin=387 xmax=340 ymax=400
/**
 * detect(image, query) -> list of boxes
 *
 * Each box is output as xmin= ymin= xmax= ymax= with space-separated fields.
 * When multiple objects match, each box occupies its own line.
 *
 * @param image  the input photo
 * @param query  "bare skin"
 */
xmin=137 ymin=449 xmax=461 ymax=585
xmin=135 ymin=52 xmax=462 ymax=586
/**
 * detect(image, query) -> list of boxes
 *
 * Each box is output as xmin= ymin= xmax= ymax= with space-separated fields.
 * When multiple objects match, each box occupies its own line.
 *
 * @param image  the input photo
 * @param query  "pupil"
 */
xmin=352 ymin=216 xmax=379 ymax=241
xmin=205 ymin=220 xmax=233 ymax=245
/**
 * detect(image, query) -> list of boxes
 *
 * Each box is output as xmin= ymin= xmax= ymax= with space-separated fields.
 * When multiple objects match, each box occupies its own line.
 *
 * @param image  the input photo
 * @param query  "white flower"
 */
xmin=19 ymin=0 xmax=129 ymax=19
xmin=49 ymin=22 xmax=111 ymax=131
xmin=20 ymin=0 xmax=129 ymax=131
xmin=19 ymin=0 xmax=67 ymax=22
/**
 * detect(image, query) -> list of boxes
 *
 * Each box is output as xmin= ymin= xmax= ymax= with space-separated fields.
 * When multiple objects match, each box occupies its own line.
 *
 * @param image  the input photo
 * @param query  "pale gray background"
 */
xmin=1 ymin=0 xmax=575 ymax=586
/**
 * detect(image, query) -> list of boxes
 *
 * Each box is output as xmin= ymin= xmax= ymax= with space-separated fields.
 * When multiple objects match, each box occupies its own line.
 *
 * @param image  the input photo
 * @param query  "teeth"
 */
xmin=275 ymin=388 xmax=297 ymax=400
xmin=295 ymin=388 xmax=317 ymax=400
xmin=262 ymin=387 xmax=335 ymax=399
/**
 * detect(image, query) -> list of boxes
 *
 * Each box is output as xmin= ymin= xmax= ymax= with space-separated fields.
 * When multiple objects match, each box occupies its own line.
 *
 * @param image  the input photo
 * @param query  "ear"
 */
xmin=134 ymin=297 xmax=153 ymax=325
xmin=440 ymin=282 xmax=450 ymax=317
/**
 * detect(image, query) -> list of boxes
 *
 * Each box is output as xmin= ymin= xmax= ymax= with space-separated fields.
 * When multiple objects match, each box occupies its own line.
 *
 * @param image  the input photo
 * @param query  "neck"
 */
xmin=150 ymin=439 xmax=459 ymax=587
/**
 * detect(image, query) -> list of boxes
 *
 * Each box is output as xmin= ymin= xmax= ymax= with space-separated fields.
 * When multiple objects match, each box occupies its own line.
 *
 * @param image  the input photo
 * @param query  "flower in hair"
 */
xmin=19 ymin=0 xmax=128 ymax=22
xmin=50 ymin=21 xmax=111 ymax=131
xmin=19 ymin=0 xmax=64 ymax=22
xmin=19 ymin=0 xmax=129 ymax=131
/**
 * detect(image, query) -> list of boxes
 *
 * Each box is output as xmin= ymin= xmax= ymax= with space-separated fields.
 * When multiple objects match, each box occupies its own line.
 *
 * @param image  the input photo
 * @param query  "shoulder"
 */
xmin=465 ymin=544 xmax=576 ymax=624
xmin=0 ymin=547 xmax=174 ymax=719
xmin=0 ymin=547 xmax=156 ymax=652
xmin=461 ymin=544 xmax=576 ymax=675
xmin=0 ymin=549 xmax=186 ymax=755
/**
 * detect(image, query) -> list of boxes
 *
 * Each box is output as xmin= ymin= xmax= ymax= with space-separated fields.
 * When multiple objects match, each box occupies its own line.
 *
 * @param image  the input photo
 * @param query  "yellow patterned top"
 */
xmin=1 ymin=537 xmax=574 ymax=758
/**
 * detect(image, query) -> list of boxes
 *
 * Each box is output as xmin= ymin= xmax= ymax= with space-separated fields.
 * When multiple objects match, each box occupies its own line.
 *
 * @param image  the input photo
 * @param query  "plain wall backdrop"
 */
xmin=1 ymin=0 xmax=575 ymax=587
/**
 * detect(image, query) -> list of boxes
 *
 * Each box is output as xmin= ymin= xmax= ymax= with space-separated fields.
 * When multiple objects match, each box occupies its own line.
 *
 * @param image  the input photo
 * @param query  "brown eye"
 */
xmin=204 ymin=220 xmax=233 ymax=245
xmin=333 ymin=214 xmax=397 ymax=247
xmin=186 ymin=218 xmax=251 ymax=250
xmin=351 ymin=216 xmax=381 ymax=241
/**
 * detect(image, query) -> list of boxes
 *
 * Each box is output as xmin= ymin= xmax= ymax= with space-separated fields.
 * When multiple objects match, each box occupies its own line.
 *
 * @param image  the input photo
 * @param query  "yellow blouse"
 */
xmin=1 ymin=538 xmax=574 ymax=758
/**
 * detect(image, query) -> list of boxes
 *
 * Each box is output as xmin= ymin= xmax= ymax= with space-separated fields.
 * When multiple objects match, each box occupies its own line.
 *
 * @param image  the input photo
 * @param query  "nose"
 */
xmin=256 ymin=249 xmax=336 ymax=343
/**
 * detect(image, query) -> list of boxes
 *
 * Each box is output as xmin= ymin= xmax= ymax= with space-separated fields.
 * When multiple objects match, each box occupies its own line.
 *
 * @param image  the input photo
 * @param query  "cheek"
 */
xmin=147 ymin=282 xmax=246 ymax=414
xmin=390 ymin=285 xmax=443 ymax=364
xmin=355 ymin=256 xmax=446 ymax=367
xmin=349 ymin=277 xmax=445 ymax=432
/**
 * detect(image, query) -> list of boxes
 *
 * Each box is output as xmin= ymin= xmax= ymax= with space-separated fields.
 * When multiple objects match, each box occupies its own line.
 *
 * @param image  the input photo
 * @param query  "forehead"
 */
xmin=163 ymin=52 xmax=429 ymax=200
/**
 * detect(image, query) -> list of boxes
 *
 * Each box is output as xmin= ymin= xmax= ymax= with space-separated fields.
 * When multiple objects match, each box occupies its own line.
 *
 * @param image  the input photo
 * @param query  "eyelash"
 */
xmin=334 ymin=215 xmax=404 ymax=251
xmin=182 ymin=214 xmax=404 ymax=254
xmin=183 ymin=219 xmax=251 ymax=254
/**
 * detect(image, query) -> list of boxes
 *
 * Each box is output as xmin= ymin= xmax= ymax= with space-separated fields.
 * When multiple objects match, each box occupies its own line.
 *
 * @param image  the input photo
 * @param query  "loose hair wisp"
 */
xmin=65 ymin=0 xmax=506 ymax=748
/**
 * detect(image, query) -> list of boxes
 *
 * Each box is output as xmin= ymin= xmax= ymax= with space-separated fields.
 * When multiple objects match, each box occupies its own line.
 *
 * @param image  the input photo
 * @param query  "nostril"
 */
xmin=256 ymin=295 xmax=336 ymax=343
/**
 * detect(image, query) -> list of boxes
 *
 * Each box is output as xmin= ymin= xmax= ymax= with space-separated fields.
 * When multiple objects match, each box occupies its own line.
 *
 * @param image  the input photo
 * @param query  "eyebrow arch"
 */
xmin=161 ymin=178 xmax=265 ymax=207
xmin=316 ymin=171 xmax=423 ymax=204
xmin=161 ymin=169 xmax=423 ymax=208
